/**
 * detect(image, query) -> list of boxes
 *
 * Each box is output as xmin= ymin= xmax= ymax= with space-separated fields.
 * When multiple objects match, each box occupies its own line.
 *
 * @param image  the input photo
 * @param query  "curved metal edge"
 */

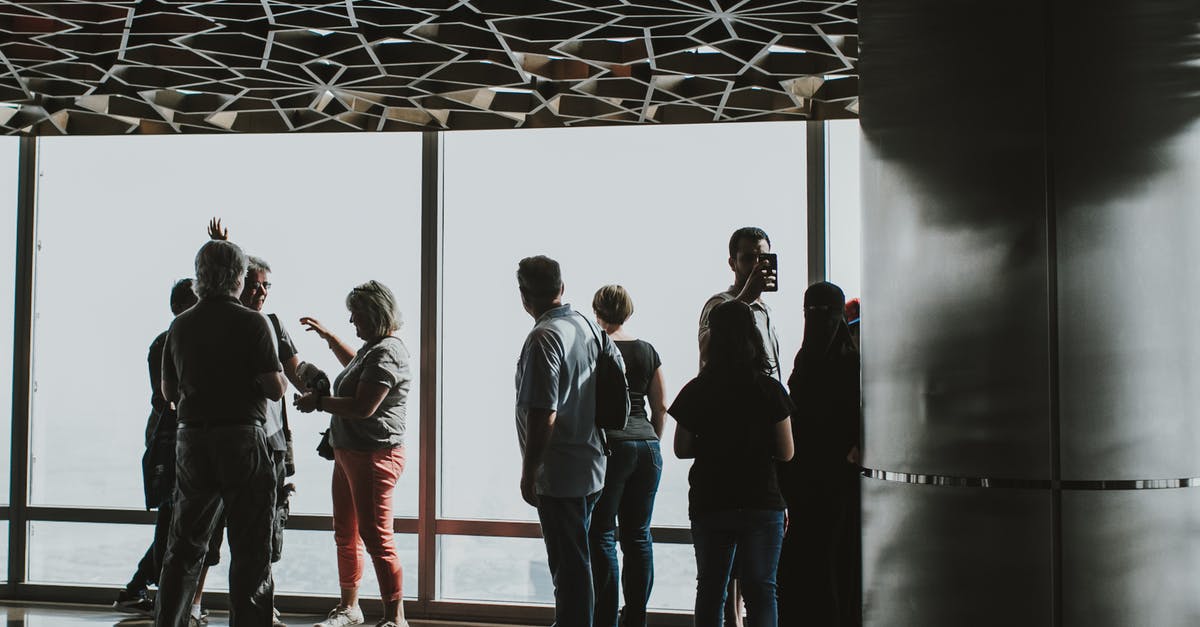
xmin=862 ymin=468 xmax=1200 ymax=490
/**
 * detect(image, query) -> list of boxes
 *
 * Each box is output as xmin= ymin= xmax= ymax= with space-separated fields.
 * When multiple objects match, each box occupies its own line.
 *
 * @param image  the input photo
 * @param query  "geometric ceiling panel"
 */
xmin=0 ymin=0 xmax=857 ymax=135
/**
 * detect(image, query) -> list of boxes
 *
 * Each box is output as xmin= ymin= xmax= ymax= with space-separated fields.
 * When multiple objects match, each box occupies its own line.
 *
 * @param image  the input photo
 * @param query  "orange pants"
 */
xmin=331 ymin=446 xmax=406 ymax=601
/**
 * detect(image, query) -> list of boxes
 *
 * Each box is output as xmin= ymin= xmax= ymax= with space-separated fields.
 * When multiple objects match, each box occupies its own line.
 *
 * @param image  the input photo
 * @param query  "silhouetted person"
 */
xmin=698 ymin=226 xmax=782 ymax=625
xmin=779 ymin=281 xmax=862 ymax=627
xmin=699 ymin=226 xmax=781 ymax=376
xmin=588 ymin=285 xmax=667 ymax=627
xmin=156 ymin=240 xmax=285 ymax=627
xmin=208 ymin=219 xmax=304 ymax=627
xmin=670 ymin=300 xmax=794 ymax=627
xmin=114 ymin=279 xmax=210 ymax=619
xmin=515 ymin=255 xmax=620 ymax=627
xmin=294 ymin=281 xmax=413 ymax=627
xmin=844 ymin=297 xmax=861 ymax=351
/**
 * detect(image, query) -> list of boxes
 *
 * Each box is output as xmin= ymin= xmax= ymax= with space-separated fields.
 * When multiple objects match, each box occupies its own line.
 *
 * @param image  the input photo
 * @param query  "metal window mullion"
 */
xmin=8 ymin=136 xmax=38 ymax=592
xmin=806 ymin=120 xmax=828 ymax=285
xmin=416 ymin=130 xmax=442 ymax=610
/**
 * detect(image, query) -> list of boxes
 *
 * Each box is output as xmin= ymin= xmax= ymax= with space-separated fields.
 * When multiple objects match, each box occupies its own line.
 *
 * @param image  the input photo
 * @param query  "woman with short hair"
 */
xmin=668 ymin=300 xmax=795 ymax=627
xmin=294 ymin=280 xmax=411 ymax=627
xmin=588 ymin=285 xmax=667 ymax=627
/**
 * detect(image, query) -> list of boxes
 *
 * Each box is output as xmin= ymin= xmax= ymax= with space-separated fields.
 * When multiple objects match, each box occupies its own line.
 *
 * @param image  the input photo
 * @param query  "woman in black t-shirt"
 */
xmin=668 ymin=300 xmax=794 ymax=627
xmin=587 ymin=285 xmax=667 ymax=627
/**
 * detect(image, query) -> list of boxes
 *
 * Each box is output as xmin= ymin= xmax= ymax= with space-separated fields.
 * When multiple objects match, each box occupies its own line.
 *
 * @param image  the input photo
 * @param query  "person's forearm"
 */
xmin=260 ymin=372 xmax=286 ymax=401
xmin=282 ymin=355 xmax=304 ymax=390
xmin=650 ymin=410 xmax=666 ymax=440
xmin=326 ymin=335 xmax=356 ymax=367
xmin=523 ymin=409 xmax=555 ymax=478
xmin=317 ymin=395 xmax=377 ymax=419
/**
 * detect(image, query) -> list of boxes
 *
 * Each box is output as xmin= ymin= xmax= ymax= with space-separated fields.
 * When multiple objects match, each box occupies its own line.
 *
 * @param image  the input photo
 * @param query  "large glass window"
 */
xmin=828 ymin=121 xmax=862 ymax=302
xmin=0 ymin=138 xmax=18 ymax=506
xmin=28 ymin=133 xmax=421 ymax=596
xmin=440 ymin=122 xmax=806 ymax=602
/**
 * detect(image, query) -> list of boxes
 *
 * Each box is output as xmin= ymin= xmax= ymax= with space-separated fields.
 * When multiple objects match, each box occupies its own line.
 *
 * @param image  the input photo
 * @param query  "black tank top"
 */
xmin=606 ymin=339 xmax=662 ymax=442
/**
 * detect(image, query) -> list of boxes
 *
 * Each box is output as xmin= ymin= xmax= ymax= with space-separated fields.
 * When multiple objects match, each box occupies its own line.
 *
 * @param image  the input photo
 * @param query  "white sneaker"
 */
xmin=314 ymin=605 xmax=364 ymax=627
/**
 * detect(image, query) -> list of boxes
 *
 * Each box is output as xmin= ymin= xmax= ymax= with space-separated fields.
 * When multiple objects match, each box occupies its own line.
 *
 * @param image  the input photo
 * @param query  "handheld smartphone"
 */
xmin=758 ymin=252 xmax=778 ymax=292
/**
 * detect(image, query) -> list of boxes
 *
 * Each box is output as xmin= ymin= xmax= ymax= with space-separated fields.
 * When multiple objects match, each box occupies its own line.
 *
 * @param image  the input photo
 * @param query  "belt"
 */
xmin=177 ymin=421 xmax=263 ymax=430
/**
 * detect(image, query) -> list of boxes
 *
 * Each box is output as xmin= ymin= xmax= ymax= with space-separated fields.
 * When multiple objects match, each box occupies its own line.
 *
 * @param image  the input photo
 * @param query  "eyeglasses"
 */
xmin=248 ymin=281 xmax=272 ymax=291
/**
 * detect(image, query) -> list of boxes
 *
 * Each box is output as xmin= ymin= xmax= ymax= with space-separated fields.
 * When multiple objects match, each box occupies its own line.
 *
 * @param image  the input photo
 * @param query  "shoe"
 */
xmin=113 ymin=588 xmax=154 ymax=616
xmin=187 ymin=609 xmax=209 ymax=627
xmin=273 ymin=606 xmax=288 ymax=627
xmin=314 ymin=605 xmax=364 ymax=627
xmin=374 ymin=621 xmax=409 ymax=627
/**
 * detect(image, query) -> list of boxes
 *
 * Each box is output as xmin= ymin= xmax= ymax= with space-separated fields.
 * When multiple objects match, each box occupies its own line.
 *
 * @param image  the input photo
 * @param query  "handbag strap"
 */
xmin=575 ymin=311 xmax=604 ymax=355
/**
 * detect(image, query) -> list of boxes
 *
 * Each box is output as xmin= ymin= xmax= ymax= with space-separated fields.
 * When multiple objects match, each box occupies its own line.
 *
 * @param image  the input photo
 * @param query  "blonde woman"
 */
xmin=588 ymin=285 xmax=667 ymax=627
xmin=294 ymin=281 xmax=411 ymax=627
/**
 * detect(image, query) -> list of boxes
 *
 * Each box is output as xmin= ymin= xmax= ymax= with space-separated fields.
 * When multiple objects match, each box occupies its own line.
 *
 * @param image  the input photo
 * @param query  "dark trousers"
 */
xmin=156 ymin=425 xmax=276 ymax=627
xmin=128 ymin=500 xmax=172 ymax=591
xmin=691 ymin=509 xmax=786 ymax=627
xmin=778 ymin=464 xmax=860 ymax=627
xmin=588 ymin=440 xmax=662 ymax=627
xmin=537 ymin=491 xmax=601 ymax=627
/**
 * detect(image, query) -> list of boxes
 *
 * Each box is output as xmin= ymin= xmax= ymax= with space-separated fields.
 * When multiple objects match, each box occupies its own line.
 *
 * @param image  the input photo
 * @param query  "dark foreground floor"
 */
xmin=0 ymin=603 xmax=524 ymax=627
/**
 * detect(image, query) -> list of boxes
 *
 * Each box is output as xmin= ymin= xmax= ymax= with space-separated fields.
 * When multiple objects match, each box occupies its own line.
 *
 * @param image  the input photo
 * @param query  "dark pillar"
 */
xmin=859 ymin=1 xmax=1200 ymax=625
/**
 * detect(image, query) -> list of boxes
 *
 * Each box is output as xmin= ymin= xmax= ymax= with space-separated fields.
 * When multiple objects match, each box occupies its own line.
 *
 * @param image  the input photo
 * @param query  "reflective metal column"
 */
xmin=859 ymin=1 xmax=1200 ymax=625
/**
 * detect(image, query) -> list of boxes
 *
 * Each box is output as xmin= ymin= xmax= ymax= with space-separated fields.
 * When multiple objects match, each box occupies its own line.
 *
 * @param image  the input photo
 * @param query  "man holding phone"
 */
xmin=698 ymin=226 xmax=782 ymax=379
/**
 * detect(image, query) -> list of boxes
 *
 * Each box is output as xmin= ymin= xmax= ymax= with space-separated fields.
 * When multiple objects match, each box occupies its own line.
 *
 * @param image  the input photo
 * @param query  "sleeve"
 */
xmin=666 ymin=378 xmax=702 ymax=431
xmin=270 ymin=313 xmax=299 ymax=362
xmin=148 ymin=334 xmax=166 ymax=410
xmin=160 ymin=329 xmax=177 ymax=397
xmin=250 ymin=315 xmax=282 ymax=374
xmin=697 ymin=295 xmax=723 ymax=371
xmin=649 ymin=342 xmax=662 ymax=373
xmin=359 ymin=340 xmax=409 ymax=389
xmin=516 ymin=329 xmax=563 ymax=412
xmin=763 ymin=377 xmax=795 ymax=424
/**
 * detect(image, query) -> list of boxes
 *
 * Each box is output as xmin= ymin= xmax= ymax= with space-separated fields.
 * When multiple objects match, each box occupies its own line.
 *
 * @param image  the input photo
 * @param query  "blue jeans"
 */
xmin=538 ymin=491 xmax=602 ymax=627
xmin=691 ymin=509 xmax=786 ymax=627
xmin=588 ymin=440 xmax=663 ymax=627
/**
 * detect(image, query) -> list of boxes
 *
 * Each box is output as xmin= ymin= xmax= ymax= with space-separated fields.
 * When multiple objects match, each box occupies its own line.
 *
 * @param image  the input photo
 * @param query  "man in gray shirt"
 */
xmin=157 ymin=240 xmax=285 ymax=627
xmin=515 ymin=255 xmax=620 ymax=627
xmin=698 ymin=226 xmax=782 ymax=378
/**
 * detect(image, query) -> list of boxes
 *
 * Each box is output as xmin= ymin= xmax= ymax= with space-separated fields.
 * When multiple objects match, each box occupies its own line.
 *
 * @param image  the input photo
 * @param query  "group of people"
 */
xmin=516 ymin=226 xmax=862 ymax=627
xmin=115 ymin=221 xmax=413 ymax=627
xmin=115 ymin=221 xmax=858 ymax=627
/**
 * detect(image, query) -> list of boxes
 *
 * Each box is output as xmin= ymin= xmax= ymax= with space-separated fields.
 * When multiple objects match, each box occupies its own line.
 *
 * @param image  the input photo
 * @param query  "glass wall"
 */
xmin=0 ymin=120 xmax=852 ymax=618
xmin=0 ymin=138 xmax=17 ymax=507
xmin=828 ymin=121 xmax=863 ymax=302
xmin=26 ymin=132 xmax=421 ymax=592
xmin=440 ymin=121 xmax=807 ymax=605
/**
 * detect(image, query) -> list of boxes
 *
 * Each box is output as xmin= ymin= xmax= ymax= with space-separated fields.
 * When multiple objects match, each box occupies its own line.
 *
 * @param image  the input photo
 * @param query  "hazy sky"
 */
xmin=0 ymin=120 xmax=862 ymax=600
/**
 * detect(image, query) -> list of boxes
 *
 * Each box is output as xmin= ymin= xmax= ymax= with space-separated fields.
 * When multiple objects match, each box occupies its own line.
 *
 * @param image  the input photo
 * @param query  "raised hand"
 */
xmin=300 ymin=316 xmax=333 ymax=341
xmin=208 ymin=217 xmax=228 ymax=241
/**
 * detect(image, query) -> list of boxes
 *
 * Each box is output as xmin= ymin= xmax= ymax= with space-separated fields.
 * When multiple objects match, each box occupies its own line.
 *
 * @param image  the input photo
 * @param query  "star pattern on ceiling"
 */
xmin=0 ymin=0 xmax=858 ymax=135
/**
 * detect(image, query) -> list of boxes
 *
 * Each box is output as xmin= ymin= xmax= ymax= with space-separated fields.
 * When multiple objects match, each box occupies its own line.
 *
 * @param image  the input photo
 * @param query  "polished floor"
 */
xmin=0 ymin=603 xmax=522 ymax=627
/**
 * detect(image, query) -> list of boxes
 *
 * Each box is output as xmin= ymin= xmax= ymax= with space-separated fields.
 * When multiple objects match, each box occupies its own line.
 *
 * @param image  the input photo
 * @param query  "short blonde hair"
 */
xmin=592 ymin=284 xmax=634 ymax=325
xmin=346 ymin=280 xmax=402 ymax=339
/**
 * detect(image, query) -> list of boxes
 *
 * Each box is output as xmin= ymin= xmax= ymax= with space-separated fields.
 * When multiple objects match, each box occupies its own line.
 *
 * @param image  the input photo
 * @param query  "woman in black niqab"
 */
xmin=778 ymin=281 xmax=862 ymax=627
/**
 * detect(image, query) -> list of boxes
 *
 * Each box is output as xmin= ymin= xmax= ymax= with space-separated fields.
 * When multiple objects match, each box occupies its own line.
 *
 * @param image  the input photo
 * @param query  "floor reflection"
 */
xmin=0 ymin=604 xmax=512 ymax=627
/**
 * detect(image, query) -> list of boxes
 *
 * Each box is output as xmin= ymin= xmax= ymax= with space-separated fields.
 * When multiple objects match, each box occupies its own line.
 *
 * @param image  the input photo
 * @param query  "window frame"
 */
xmin=0 ymin=122 xmax=838 ymax=625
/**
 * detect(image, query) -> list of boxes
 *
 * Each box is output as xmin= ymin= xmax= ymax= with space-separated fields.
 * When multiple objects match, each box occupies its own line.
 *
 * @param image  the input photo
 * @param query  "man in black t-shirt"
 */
xmin=156 ymin=240 xmax=285 ymax=627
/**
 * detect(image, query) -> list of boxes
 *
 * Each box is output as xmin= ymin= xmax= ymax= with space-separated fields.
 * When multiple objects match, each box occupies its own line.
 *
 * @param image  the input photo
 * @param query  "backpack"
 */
xmin=577 ymin=312 xmax=631 ymax=432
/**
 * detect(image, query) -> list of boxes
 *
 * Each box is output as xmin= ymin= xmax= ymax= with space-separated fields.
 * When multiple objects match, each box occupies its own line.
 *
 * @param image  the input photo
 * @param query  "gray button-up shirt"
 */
xmin=515 ymin=304 xmax=613 ymax=498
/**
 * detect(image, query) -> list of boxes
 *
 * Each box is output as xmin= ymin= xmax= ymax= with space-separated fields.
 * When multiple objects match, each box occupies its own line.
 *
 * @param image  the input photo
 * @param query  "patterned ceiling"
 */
xmin=0 ymin=1 xmax=858 ymax=135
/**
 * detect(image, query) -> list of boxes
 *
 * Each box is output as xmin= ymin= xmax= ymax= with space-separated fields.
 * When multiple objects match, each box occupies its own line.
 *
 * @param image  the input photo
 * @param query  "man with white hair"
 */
xmin=156 ymin=239 xmax=285 ymax=627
